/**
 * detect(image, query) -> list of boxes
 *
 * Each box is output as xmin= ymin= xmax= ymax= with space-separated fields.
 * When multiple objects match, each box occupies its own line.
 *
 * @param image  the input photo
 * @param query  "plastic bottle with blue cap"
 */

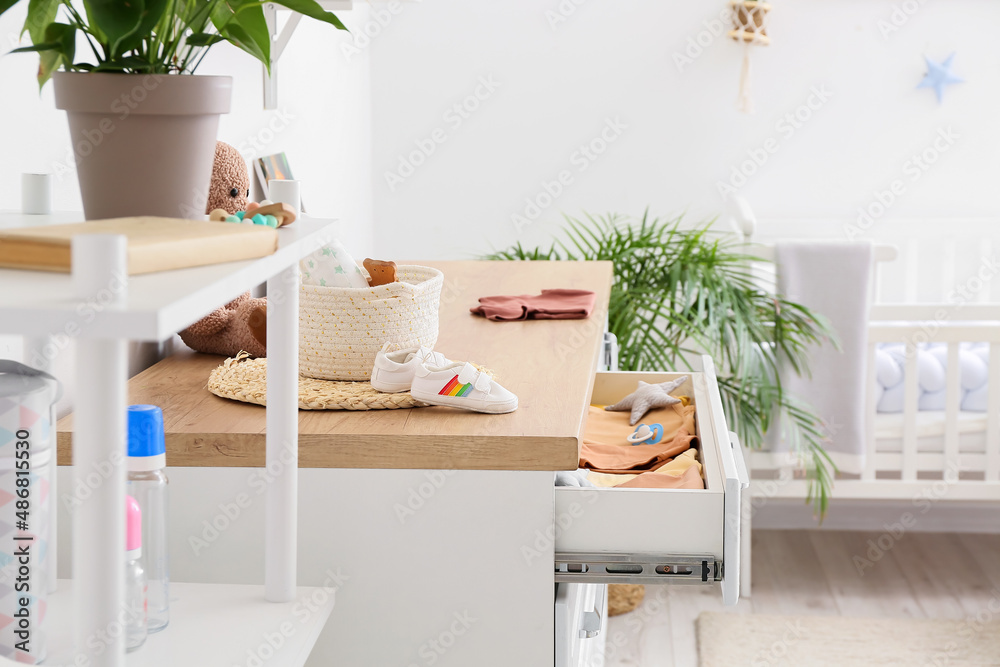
xmin=127 ymin=405 xmax=170 ymax=633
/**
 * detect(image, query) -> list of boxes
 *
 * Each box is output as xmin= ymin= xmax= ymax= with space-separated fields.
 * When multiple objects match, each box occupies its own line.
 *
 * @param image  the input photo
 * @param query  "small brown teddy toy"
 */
xmin=363 ymin=258 xmax=398 ymax=287
xmin=181 ymin=142 xmax=268 ymax=357
xmin=179 ymin=292 xmax=268 ymax=358
xmin=205 ymin=141 xmax=250 ymax=215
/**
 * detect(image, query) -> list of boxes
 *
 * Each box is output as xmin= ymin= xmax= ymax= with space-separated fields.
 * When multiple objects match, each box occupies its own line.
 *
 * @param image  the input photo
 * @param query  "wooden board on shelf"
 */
xmin=57 ymin=260 xmax=613 ymax=471
xmin=0 ymin=218 xmax=336 ymax=341
xmin=0 ymin=217 xmax=277 ymax=274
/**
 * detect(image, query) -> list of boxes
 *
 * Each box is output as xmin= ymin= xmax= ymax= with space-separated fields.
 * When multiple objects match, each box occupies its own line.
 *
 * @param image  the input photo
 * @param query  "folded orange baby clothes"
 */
xmin=470 ymin=289 xmax=597 ymax=321
xmin=580 ymin=439 xmax=692 ymax=474
xmin=583 ymin=403 xmax=696 ymax=448
xmin=580 ymin=405 xmax=697 ymax=474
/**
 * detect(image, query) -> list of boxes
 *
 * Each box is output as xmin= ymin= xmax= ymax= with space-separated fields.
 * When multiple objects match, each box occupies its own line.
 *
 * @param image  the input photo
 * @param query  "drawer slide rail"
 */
xmin=555 ymin=552 xmax=721 ymax=585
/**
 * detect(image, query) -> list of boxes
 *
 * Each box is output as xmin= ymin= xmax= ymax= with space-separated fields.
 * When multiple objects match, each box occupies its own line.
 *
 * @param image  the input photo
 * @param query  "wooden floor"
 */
xmin=605 ymin=529 xmax=1000 ymax=667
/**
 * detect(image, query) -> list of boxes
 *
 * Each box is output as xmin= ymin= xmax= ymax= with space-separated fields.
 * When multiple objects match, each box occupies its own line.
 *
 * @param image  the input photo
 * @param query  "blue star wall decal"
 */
xmin=917 ymin=53 xmax=964 ymax=103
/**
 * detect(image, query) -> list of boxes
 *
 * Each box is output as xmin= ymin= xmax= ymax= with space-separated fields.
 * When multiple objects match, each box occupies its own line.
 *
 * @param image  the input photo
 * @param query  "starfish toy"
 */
xmin=605 ymin=377 xmax=689 ymax=425
xmin=917 ymin=53 xmax=963 ymax=104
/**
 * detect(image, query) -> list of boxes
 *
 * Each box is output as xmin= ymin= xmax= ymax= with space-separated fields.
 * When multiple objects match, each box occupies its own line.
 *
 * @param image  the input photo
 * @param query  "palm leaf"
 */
xmin=486 ymin=212 xmax=838 ymax=517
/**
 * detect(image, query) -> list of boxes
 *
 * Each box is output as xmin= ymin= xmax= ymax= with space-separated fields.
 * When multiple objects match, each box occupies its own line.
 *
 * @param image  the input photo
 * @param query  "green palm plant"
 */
xmin=487 ymin=211 xmax=838 ymax=516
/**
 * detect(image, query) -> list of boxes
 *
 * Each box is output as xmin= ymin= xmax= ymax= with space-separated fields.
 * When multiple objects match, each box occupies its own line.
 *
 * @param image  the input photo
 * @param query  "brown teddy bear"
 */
xmin=205 ymin=141 xmax=250 ymax=215
xmin=179 ymin=292 xmax=267 ymax=358
xmin=180 ymin=142 xmax=268 ymax=357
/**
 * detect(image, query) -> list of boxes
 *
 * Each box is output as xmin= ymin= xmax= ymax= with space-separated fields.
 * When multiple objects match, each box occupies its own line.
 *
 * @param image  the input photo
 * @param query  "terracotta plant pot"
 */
xmin=53 ymin=72 xmax=232 ymax=220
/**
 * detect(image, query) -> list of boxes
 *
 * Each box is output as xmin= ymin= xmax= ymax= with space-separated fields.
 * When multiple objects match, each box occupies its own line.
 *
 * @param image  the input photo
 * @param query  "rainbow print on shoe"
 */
xmin=411 ymin=361 xmax=518 ymax=414
xmin=439 ymin=376 xmax=473 ymax=397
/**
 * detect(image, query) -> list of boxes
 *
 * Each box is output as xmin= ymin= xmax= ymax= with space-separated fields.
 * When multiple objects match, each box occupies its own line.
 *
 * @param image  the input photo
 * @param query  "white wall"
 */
xmin=5 ymin=1 xmax=997 ymax=262
xmin=0 ymin=3 xmax=374 ymax=255
xmin=368 ymin=0 xmax=1000 ymax=260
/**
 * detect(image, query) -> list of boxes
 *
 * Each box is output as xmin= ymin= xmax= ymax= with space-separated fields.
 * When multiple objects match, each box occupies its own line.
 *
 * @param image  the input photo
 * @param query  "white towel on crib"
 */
xmin=771 ymin=242 xmax=873 ymax=475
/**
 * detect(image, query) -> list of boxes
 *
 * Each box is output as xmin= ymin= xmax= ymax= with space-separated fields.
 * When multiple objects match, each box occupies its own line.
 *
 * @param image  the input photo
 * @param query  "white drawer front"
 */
xmin=554 ymin=357 xmax=748 ymax=605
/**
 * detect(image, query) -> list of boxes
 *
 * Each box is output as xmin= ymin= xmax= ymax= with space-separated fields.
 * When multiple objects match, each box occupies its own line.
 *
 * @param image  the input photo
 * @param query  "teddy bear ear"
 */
xmin=247 ymin=303 xmax=267 ymax=348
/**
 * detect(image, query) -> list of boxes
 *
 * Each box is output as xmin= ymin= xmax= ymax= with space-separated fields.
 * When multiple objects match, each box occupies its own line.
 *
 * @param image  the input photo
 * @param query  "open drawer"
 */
xmin=554 ymin=356 xmax=749 ymax=605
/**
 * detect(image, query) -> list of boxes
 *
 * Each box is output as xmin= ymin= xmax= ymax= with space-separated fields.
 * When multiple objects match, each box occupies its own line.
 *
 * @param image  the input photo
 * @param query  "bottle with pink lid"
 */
xmin=125 ymin=495 xmax=147 ymax=653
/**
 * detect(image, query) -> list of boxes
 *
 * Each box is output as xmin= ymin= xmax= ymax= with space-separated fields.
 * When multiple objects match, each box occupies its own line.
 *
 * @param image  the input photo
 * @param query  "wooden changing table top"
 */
xmin=57 ymin=260 xmax=613 ymax=471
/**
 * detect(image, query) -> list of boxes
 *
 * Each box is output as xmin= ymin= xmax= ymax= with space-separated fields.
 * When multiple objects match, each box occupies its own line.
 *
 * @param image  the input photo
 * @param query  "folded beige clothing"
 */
xmin=586 ymin=471 xmax=639 ymax=487
xmin=586 ymin=449 xmax=704 ymax=489
xmin=618 ymin=455 xmax=704 ymax=489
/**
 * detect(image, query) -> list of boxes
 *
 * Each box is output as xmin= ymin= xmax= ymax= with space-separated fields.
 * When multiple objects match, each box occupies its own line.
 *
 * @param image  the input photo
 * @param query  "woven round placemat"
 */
xmin=208 ymin=353 xmax=426 ymax=411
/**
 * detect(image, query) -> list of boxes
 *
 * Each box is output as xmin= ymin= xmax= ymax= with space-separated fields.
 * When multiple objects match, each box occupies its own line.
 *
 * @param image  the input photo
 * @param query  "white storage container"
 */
xmin=0 ymin=361 xmax=60 ymax=664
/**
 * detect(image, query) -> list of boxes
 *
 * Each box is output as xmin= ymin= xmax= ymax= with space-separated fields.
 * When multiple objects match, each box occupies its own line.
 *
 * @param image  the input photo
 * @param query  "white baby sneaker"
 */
xmin=370 ymin=343 xmax=450 ymax=393
xmin=410 ymin=361 xmax=518 ymax=414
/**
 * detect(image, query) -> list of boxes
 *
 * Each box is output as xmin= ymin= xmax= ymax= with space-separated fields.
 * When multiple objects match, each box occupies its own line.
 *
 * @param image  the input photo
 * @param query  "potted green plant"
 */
xmin=3 ymin=0 xmax=347 ymax=220
xmin=488 ymin=211 xmax=838 ymax=516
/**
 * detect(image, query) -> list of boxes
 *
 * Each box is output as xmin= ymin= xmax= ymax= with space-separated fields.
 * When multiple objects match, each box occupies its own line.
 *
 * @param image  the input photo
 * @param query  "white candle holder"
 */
xmin=21 ymin=173 xmax=52 ymax=215
xmin=268 ymin=179 xmax=301 ymax=218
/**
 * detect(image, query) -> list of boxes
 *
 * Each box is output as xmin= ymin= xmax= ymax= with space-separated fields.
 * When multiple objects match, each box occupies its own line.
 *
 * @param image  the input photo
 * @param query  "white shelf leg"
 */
xmin=23 ymin=335 xmax=59 ymax=595
xmin=265 ymin=263 xmax=299 ymax=602
xmin=72 ymin=235 xmax=128 ymax=666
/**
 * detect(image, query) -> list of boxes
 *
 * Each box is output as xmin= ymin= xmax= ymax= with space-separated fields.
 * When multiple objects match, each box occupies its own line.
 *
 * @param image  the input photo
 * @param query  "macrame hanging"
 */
xmin=728 ymin=1 xmax=771 ymax=113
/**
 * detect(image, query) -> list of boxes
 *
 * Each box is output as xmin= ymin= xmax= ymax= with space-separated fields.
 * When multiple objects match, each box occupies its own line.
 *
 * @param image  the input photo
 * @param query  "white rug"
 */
xmin=697 ymin=611 xmax=1000 ymax=666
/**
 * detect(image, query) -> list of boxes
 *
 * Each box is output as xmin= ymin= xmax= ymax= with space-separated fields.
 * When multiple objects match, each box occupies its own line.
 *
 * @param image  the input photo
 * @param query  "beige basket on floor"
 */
xmin=608 ymin=584 xmax=645 ymax=616
xmin=299 ymin=265 xmax=444 ymax=381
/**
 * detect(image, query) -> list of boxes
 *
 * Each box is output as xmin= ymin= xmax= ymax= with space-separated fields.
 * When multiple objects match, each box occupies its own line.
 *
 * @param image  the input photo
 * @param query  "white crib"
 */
xmin=745 ymin=219 xmax=1000 ymax=502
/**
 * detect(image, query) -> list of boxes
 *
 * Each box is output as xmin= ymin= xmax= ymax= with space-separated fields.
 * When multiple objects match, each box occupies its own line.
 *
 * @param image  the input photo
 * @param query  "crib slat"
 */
xmin=944 ymin=342 xmax=960 ymax=476
xmin=902 ymin=340 xmax=919 ymax=481
xmin=904 ymin=239 xmax=919 ymax=303
xmin=980 ymin=238 xmax=993 ymax=303
xmin=871 ymin=257 xmax=883 ymax=306
xmin=942 ymin=240 xmax=956 ymax=304
xmin=863 ymin=341 xmax=878 ymax=481
xmin=988 ymin=343 xmax=1000 ymax=482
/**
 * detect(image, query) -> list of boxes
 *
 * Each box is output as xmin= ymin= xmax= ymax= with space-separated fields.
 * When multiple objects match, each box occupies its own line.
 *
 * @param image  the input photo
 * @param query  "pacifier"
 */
xmin=627 ymin=423 xmax=664 ymax=445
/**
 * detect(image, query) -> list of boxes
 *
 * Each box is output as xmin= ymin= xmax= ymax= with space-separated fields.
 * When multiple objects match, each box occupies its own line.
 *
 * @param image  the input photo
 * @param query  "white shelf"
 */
xmin=0 ymin=211 xmax=87 ymax=229
xmin=0 ymin=217 xmax=337 ymax=340
xmin=0 ymin=210 xmax=330 ymax=664
xmin=45 ymin=580 xmax=335 ymax=667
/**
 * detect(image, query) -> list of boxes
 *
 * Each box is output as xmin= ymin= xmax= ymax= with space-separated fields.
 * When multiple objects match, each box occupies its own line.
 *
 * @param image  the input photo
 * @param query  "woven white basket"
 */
xmin=299 ymin=265 xmax=444 ymax=381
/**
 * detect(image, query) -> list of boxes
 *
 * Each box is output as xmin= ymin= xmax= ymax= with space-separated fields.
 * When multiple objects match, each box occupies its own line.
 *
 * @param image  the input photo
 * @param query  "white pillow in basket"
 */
xmin=300 ymin=240 xmax=369 ymax=288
